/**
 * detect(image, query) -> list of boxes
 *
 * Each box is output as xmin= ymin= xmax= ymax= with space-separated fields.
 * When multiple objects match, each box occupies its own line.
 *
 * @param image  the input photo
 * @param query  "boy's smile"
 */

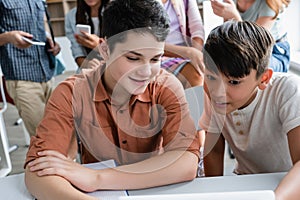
xmin=204 ymin=69 xmax=266 ymax=114
xmin=102 ymin=31 xmax=165 ymax=105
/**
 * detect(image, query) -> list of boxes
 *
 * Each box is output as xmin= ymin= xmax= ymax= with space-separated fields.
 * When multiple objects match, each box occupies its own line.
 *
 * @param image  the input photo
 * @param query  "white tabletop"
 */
xmin=128 ymin=172 xmax=286 ymax=196
xmin=0 ymin=172 xmax=286 ymax=200
xmin=0 ymin=173 xmax=34 ymax=200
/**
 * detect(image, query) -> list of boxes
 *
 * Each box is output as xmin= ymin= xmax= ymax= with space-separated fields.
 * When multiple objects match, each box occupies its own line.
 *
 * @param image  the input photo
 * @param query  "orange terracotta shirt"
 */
xmin=25 ymin=67 xmax=200 ymax=166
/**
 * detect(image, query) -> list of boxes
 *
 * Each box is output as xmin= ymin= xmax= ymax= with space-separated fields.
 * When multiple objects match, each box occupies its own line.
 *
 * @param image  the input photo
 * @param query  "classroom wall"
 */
xmin=282 ymin=0 xmax=300 ymax=51
xmin=55 ymin=37 xmax=78 ymax=72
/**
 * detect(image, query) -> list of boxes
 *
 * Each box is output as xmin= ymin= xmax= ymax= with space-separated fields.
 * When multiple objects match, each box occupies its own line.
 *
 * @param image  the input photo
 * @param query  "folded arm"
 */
xmin=25 ymin=150 xmax=198 ymax=199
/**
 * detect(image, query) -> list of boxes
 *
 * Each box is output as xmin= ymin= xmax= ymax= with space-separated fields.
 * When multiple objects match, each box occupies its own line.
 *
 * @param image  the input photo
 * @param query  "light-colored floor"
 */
xmin=3 ymin=70 xmax=236 ymax=176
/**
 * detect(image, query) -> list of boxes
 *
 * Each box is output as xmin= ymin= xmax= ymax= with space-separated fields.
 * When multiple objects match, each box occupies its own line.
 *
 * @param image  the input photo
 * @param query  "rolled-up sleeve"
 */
xmin=25 ymin=78 xmax=76 ymax=167
xmin=157 ymin=72 xmax=200 ymax=159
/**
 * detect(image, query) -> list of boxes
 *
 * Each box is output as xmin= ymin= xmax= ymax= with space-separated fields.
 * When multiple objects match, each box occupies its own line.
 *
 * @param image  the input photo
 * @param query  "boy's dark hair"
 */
xmin=102 ymin=0 xmax=170 ymax=52
xmin=204 ymin=20 xmax=274 ymax=79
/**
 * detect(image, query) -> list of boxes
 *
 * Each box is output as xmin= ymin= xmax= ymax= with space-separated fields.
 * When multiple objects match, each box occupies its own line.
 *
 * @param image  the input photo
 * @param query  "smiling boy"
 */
xmin=200 ymin=21 xmax=300 ymax=199
xmin=24 ymin=1 xmax=200 ymax=199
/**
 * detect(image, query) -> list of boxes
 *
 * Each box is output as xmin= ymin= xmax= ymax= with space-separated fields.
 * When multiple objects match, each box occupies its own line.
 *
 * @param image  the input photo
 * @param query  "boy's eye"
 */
xmin=151 ymin=57 xmax=161 ymax=62
xmin=126 ymin=56 xmax=139 ymax=61
xmin=205 ymin=74 xmax=216 ymax=81
xmin=228 ymin=80 xmax=241 ymax=85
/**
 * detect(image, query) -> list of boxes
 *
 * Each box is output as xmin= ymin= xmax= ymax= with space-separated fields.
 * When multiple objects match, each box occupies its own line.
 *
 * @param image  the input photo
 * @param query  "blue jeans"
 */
xmin=269 ymin=41 xmax=290 ymax=72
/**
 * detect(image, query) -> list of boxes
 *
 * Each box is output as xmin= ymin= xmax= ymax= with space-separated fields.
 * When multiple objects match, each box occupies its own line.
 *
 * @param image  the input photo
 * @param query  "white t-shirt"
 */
xmin=200 ymin=73 xmax=300 ymax=174
xmin=92 ymin=17 xmax=100 ymax=36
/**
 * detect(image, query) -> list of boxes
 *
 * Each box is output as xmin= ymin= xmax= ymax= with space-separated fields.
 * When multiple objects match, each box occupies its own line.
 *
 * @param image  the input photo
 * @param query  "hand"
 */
xmin=28 ymin=150 xmax=100 ymax=192
xmin=9 ymin=31 xmax=33 ymax=49
xmin=184 ymin=46 xmax=205 ymax=76
xmin=87 ymin=58 xmax=104 ymax=69
xmin=46 ymin=37 xmax=61 ymax=56
xmin=211 ymin=0 xmax=242 ymax=21
xmin=75 ymin=33 xmax=100 ymax=49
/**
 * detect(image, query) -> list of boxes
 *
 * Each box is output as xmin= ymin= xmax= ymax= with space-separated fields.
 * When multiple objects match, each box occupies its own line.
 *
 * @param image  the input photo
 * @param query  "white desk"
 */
xmin=0 ymin=173 xmax=34 ymax=200
xmin=128 ymin=172 xmax=286 ymax=196
xmin=0 ymin=172 xmax=286 ymax=199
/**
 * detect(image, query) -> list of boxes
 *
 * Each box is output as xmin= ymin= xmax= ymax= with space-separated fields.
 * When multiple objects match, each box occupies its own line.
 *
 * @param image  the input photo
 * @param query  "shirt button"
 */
xmin=122 ymin=140 xmax=127 ymax=144
xmin=238 ymin=130 xmax=244 ymax=135
xmin=236 ymin=121 xmax=241 ymax=126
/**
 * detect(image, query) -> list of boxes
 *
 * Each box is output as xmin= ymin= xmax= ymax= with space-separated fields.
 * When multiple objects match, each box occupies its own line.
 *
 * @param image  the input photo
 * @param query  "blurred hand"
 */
xmin=184 ymin=46 xmax=205 ymax=76
xmin=210 ymin=0 xmax=242 ymax=21
xmin=87 ymin=58 xmax=104 ymax=69
xmin=9 ymin=31 xmax=33 ymax=49
xmin=75 ymin=32 xmax=100 ymax=49
xmin=46 ymin=37 xmax=61 ymax=56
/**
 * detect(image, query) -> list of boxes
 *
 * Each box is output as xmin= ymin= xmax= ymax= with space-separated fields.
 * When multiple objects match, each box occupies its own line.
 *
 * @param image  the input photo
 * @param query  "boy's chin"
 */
xmin=131 ymin=86 xmax=148 ymax=95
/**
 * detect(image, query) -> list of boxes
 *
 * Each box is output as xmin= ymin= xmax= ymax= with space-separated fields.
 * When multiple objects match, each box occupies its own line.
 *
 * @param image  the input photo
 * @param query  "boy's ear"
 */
xmin=258 ymin=69 xmax=273 ymax=90
xmin=98 ymin=38 xmax=110 ymax=61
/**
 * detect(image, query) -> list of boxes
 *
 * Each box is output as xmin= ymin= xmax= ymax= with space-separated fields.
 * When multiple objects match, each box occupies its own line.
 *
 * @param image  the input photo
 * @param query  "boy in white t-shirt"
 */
xmin=200 ymin=20 xmax=300 ymax=199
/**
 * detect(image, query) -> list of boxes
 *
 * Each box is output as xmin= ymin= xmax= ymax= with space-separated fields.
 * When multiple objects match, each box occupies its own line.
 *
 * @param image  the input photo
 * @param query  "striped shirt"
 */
xmin=0 ymin=0 xmax=54 ymax=82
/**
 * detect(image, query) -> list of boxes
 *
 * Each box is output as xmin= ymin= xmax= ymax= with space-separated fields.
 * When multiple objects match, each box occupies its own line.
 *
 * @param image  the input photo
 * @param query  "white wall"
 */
xmin=282 ymin=0 xmax=300 ymax=51
xmin=55 ymin=36 xmax=78 ymax=72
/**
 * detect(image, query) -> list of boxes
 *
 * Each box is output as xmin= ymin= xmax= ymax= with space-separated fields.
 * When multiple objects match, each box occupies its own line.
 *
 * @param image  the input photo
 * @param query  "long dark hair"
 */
xmin=76 ymin=0 xmax=109 ymax=52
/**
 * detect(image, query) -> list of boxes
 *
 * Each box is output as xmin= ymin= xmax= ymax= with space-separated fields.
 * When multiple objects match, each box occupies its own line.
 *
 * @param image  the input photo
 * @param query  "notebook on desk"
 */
xmin=119 ymin=190 xmax=275 ymax=200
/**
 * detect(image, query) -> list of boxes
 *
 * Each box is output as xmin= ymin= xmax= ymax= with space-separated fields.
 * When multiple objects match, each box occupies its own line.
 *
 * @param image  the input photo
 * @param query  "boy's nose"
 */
xmin=136 ymin=64 xmax=152 ymax=77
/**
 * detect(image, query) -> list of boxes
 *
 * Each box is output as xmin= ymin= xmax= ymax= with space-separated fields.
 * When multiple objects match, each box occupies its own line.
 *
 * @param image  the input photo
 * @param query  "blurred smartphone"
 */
xmin=76 ymin=24 xmax=91 ymax=36
xmin=22 ymin=37 xmax=45 ymax=46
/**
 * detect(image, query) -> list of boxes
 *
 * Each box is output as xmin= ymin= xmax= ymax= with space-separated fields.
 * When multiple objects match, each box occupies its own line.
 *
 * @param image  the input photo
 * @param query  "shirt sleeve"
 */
xmin=25 ymin=77 xmax=77 ymax=168
xmin=65 ymin=8 xmax=87 ymax=62
xmin=157 ymin=71 xmax=200 ymax=159
xmin=277 ymin=74 xmax=300 ymax=134
xmin=258 ymin=1 xmax=276 ymax=18
xmin=187 ymin=0 xmax=205 ymax=41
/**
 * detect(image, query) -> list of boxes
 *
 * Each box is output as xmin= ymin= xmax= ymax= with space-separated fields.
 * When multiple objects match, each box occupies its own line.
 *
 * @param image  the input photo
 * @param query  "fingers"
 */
xmin=47 ymin=43 xmax=61 ymax=56
xmin=18 ymin=31 xmax=33 ymax=39
xmin=37 ymin=150 xmax=68 ymax=159
xmin=46 ymin=37 xmax=54 ymax=48
xmin=27 ymin=151 xmax=71 ymax=176
xmin=75 ymin=33 xmax=99 ymax=49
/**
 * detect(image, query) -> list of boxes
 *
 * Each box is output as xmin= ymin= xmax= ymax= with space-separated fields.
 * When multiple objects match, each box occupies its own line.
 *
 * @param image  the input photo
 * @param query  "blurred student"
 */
xmin=25 ymin=0 xmax=200 ymax=199
xmin=160 ymin=0 xmax=205 ymax=88
xmin=65 ymin=0 xmax=109 ymax=69
xmin=0 ymin=0 xmax=60 ymax=137
xmin=200 ymin=20 xmax=300 ymax=200
xmin=210 ymin=0 xmax=291 ymax=72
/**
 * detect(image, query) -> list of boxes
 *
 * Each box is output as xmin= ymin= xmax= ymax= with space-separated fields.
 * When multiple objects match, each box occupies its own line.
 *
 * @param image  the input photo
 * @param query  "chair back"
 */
xmin=0 ymin=66 xmax=12 ymax=177
xmin=184 ymin=86 xmax=204 ymax=131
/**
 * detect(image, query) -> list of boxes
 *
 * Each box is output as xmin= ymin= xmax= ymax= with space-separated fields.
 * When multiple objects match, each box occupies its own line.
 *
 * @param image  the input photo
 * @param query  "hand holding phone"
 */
xmin=22 ymin=37 xmax=45 ymax=46
xmin=76 ymin=24 xmax=91 ymax=36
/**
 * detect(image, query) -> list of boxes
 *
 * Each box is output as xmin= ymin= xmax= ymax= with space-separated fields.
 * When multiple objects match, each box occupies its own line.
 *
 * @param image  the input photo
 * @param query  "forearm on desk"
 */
xmin=275 ymin=161 xmax=300 ymax=200
xmin=95 ymin=151 xmax=198 ymax=190
xmin=25 ymin=167 xmax=97 ymax=200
